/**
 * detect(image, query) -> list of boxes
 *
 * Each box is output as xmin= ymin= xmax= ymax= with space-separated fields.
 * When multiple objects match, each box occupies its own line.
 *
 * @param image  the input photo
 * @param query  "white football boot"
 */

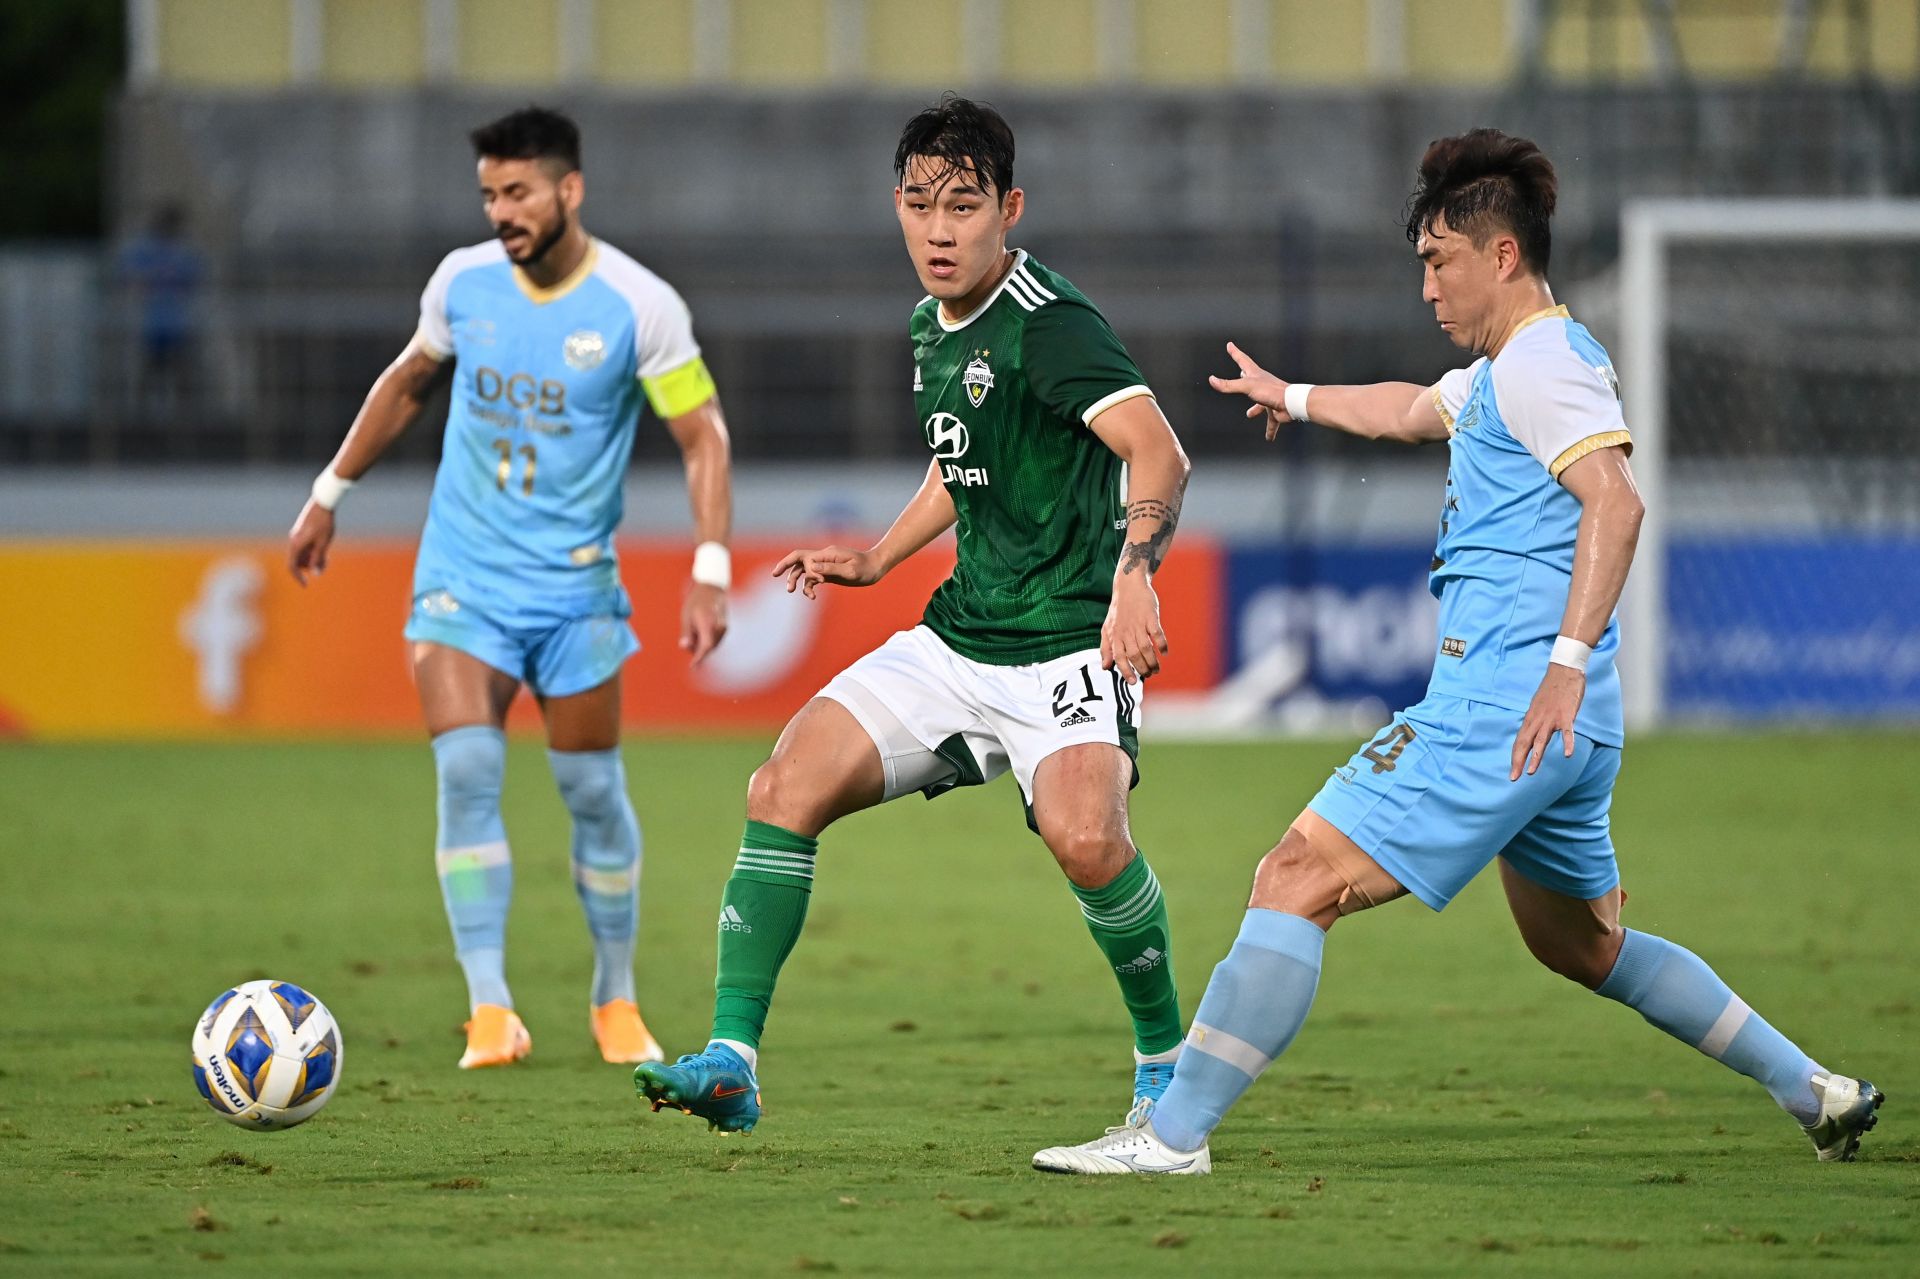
xmin=1032 ymin=1122 xmax=1211 ymax=1175
xmin=1802 ymin=1072 xmax=1885 ymax=1162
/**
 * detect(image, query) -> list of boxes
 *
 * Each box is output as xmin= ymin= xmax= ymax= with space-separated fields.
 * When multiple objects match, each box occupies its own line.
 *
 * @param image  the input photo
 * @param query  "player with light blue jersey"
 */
xmin=409 ymin=226 xmax=714 ymax=639
xmin=289 ymin=108 xmax=734 ymax=1073
xmin=1037 ymin=129 xmax=1881 ymax=1176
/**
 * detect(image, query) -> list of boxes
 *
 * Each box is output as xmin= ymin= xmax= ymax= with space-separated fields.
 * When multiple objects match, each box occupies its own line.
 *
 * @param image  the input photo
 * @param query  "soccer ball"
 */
xmin=190 ymin=980 xmax=343 ymax=1130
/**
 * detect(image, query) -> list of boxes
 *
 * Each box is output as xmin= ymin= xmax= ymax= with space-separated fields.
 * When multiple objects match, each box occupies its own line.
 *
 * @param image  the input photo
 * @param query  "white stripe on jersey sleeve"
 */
xmin=1001 ymin=272 xmax=1042 ymax=311
xmin=416 ymin=240 xmax=507 ymax=359
xmin=1489 ymin=324 xmax=1630 ymax=480
xmin=1014 ymin=266 xmax=1057 ymax=302
xmin=1429 ymin=360 xmax=1481 ymax=435
xmin=592 ymin=241 xmax=702 ymax=380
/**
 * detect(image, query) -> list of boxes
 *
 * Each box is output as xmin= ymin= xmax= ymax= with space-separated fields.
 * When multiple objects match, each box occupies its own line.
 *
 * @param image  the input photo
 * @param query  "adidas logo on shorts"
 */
xmin=1116 ymin=947 xmax=1165 ymax=974
xmin=718 ymin=904 xmax=752 ymax=933
xmin=1058 ymin=706 xmax=1097 ymax=728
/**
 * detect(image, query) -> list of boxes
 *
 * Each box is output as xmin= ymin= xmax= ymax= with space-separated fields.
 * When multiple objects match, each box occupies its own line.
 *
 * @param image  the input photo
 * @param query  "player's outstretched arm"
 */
xmin=1511 ymin=446 xmax=1644 ymax=779
xmin=663 ymin=398 xmax=734 ymax=663
xmin=1208 ymin=341 xmax=1446 ymax=445
xmin=773 ymin=459 xmax=957 ymax=599
xmin=1089 ymin=394 xmax=1191 ymax=684
xmin=287 ymin=338 xmax=453 ymax=585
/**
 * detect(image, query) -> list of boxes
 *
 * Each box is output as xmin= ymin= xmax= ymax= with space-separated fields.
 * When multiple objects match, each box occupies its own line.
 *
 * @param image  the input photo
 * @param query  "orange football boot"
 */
xmin=592 ymin=999 xmax=665 ymax=1065
xmin=459 ymin=1004 xmax=532 ymax=1069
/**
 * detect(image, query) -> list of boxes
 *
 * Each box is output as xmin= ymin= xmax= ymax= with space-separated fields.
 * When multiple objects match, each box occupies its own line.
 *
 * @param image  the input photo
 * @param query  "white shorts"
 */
xmin=820 ymin=626 xmax=1141 ymax=814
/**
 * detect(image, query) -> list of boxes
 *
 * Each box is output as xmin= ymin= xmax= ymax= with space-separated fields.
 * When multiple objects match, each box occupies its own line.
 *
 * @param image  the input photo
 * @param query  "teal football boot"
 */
xmin=634 ymin=1043 xmax=762 ymax=1133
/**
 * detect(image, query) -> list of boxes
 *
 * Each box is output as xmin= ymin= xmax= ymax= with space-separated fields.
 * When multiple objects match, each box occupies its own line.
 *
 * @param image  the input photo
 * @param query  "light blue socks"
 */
xmin=1596 ymin=928 xmax=1822 ymax=1124
xmin=548 ymin=747 xmax=642 ymax=1008
xmin=432 ymin=726 xmax=513 ymax=1011
xmin=1149 ymin=909 xmax=1326 ymax=1153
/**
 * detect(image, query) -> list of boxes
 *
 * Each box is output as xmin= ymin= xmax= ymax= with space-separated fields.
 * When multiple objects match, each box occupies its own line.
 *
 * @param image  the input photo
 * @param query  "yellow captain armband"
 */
xmin=642 ymin=356 xmax=718 ymax=419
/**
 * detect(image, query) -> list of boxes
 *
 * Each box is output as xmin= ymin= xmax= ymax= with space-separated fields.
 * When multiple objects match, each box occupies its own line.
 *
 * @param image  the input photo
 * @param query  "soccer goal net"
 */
xmin=1617 ymin=199 xmax=1920 ymax=728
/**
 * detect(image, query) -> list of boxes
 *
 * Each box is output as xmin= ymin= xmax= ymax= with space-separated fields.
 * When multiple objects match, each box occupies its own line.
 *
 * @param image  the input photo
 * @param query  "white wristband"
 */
xmin=1549 ymin=636 xmax=1593 ymax=673
xmin=1283 ymin=382 xmax=1316 ymax=423
xmin=691 ymin=541 xmax=731 ymax=590
xmin=311 ymin=466 xmax=354 ymax=511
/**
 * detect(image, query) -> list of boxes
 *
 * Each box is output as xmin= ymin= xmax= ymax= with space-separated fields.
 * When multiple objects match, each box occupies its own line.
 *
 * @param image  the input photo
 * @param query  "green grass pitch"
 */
xmin=1 ymin=733 xmax=1915 ymax=1275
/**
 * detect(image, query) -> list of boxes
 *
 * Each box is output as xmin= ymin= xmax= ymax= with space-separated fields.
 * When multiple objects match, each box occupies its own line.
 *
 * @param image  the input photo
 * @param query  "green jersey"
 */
xmin=912 ymin=251 xmax=1152 ymax=666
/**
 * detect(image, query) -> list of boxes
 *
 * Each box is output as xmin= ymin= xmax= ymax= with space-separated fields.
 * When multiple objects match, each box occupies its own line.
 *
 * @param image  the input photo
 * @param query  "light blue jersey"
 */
xmin=1307 ymin=305 xmax=1634 ymax=911
xmin=403 ymin=238 xmax=716 ymax=694
xmin=1425 ymin=305 xmax=1633 ymax=746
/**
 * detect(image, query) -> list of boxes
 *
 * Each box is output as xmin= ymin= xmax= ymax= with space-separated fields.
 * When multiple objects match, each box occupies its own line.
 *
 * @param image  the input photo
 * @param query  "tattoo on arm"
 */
xmin=1118 ymin=492 xmax=1184 ymax=577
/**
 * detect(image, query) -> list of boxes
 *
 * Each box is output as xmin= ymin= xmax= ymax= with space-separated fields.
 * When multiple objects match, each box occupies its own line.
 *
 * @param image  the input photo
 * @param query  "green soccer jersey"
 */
xmin=911 ymin=251 xmax=1153 ymax=666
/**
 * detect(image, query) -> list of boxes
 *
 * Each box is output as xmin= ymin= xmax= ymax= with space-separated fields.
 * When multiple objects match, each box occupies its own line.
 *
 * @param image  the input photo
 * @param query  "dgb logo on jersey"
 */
xmin=962 ymin=354 xmax=994 ymax=408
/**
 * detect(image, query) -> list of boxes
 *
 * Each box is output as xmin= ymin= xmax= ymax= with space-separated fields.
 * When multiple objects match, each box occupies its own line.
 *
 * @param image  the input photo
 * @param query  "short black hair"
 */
xmin=1405 ymin=129 xmax=1557 ymax=274
xmin=470 ymin=105 xmax=582 ymax=174
xmin=894 ymin=94 xmax=1015 ymax=200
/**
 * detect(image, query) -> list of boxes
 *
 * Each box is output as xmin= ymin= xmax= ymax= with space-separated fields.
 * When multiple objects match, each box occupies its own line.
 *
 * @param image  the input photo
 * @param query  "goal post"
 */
xmin=1617 ymin=198 xmax=1920 ymax=730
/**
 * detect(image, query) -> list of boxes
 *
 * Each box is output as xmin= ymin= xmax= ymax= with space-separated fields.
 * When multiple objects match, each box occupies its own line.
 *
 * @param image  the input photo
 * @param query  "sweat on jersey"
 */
xmin=1426 ymin=304 xmax=1634 ymax=746
xmin=411 ymin=238 xmax=716 ymax=615
xmin=911 ymin=250 xmax=1154 ymax=666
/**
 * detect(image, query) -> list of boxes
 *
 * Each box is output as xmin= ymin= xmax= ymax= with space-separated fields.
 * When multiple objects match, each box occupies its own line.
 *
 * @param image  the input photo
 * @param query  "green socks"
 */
xmin=711 ymin=820 xmax=818 ymax=1048
xmin=711 ymin=822 xmax=1179 ymax=1058
xmin=1072 ymin=852 xmax=1183 ymax=1055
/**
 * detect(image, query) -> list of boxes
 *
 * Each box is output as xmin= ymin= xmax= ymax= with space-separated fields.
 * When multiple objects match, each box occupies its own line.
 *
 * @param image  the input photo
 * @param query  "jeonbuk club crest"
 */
xmin=962 ymin=354 xmax=994 ymax=408
xmin=563 ymin=330 xmax=607 ymax=371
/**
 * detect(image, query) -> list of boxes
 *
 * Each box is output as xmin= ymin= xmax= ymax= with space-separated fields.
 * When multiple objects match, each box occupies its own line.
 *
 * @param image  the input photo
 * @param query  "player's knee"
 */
xmin=1524 ymin=934 xmax=1615 ymax=989
xmin=746 ymin=754 xmax=817 ymax=829
xmin=1047 ymin=828 xmax=1133 ymax=889
xmin=552 ymin=754 xmax=621 ymax=818
xmin=434 ymin=728 xmax=505 ymax=803
xmin=1249 ymin=832 xmax=1343 ymax=917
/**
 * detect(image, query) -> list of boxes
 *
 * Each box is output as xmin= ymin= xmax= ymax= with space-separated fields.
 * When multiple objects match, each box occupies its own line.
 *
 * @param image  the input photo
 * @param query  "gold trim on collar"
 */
xmin=1507 ymin=303 xmax=1570 ymax=343
xmin=513 ymin=239 xmax=599 ymax=304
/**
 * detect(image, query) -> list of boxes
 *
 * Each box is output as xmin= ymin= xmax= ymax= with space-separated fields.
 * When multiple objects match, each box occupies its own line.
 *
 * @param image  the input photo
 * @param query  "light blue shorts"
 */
xmin=402 ymin=587 xmax=639 ymax=698
xmin=1306 ymin=693 xmax=1621 ymax=911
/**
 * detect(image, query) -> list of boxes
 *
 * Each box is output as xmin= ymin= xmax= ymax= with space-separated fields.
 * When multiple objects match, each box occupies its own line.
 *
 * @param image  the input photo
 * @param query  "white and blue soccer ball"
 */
xmin=190 ymin=980 xmax=343 ymax=1130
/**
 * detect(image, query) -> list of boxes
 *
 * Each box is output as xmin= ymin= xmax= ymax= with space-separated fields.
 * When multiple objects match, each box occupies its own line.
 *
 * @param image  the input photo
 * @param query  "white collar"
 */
xmin=937 ymin=249 xmax=1029 ymax=333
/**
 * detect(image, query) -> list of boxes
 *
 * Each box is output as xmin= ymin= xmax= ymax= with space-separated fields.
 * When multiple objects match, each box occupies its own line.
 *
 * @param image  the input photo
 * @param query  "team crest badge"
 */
xmin=563 ymin=330 xmax=606 ymax=371
xmin=963 ymin=354 xmax=994 ymax=408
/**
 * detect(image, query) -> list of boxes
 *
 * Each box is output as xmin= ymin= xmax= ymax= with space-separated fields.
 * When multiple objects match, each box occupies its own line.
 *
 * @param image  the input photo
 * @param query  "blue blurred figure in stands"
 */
xmin=118 ymin=203 xmax=203 ymax=418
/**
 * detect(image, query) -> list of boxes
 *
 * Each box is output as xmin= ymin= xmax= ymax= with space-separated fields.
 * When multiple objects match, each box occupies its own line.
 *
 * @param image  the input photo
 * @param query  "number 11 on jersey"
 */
xmin=492 ymin=438 xmax=536 ymax=496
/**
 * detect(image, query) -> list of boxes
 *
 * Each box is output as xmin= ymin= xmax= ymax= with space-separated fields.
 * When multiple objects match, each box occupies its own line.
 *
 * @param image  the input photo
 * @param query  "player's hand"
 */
xmin=772 ymin=545 xmax=884 ymax=599
xmin=680 ymin=582 xmax=728 ymax=665
xmin=1208 ymin=342 xmax=1294 ymax=442
xmin=287 ymin=499 xmax=336 ymax=586
xmin=1102 ymin=572 xmax=1168 ymax=684
xmin=1511 ymin=664 xmax=1585 ymax=780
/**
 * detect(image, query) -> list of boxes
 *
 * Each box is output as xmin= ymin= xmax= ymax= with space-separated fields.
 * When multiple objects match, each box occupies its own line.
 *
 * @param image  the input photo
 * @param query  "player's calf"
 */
xmin=432 ymin=726 xmax=515 ymax=1018
xmin=1591 ymin=928 xmax=1873 ymax=1149
xmin=550 ymin=747 xmax=642 ymax=1013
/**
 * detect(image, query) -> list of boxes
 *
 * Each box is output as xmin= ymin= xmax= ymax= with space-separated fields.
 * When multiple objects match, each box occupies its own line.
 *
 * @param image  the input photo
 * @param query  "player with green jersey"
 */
xmin=913 ymin=252 xmax=1150 ymax=667
xmin=636 ymin=96 xmax=1194 ymax=1137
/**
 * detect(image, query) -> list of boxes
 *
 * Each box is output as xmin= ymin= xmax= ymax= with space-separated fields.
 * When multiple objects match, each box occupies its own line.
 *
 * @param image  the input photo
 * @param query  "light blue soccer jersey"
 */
xmin=410 ymin=239 xmax=715 ymax=617
xmin=1424 ymin=305 xmax=1634 ymax=746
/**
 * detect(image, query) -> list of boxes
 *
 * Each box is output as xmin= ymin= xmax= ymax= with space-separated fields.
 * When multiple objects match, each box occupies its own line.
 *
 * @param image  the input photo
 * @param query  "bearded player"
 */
xmin=1035 ymin=129 xmax=1882 ymax=1174
xmin=287 ymin=107 xmax=734 ymax=1070
xmin=635 ymin=96 xmax=1192 ymax=1134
